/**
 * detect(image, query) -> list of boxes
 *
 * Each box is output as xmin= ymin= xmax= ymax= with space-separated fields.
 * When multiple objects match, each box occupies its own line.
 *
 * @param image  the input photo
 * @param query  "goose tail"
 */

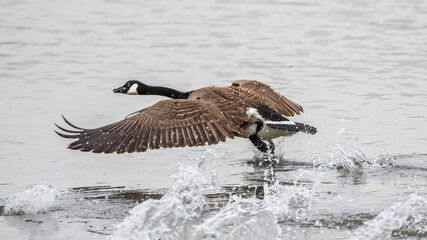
xmin=265 ymin=122 xmax=317 ymax=135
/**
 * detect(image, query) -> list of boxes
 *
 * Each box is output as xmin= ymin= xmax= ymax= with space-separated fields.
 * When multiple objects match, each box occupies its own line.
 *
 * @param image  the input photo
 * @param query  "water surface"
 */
xmin=0 ymin=0 xmax=426 ymax=239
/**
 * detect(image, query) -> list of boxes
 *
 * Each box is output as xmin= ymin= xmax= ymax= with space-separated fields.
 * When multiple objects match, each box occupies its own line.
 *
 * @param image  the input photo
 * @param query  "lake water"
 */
xmin=0 ymin=0 xmax=426 ymax=239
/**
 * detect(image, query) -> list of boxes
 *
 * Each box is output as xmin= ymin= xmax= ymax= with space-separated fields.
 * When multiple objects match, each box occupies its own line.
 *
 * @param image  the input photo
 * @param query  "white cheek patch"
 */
xmin=127 ymin=84 xmax=138 ymax=95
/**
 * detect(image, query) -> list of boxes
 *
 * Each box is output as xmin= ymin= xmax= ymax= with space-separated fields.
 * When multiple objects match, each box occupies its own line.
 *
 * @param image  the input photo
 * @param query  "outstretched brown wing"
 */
xmin=231 ymin=80 xmax=303 ymax=117
xmin=55 ymin=99 xmax=242 ymax=154
xmin=188 ymin=87 xmax=251 ymax=128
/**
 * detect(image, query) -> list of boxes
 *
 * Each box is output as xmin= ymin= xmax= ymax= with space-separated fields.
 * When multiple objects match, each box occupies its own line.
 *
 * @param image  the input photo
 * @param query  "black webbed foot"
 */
xmin=249 ymin=134 xmax=269 ymax=153
xmin=268 ymin=141 xmax=275 ymax=155
xmin=249 ymin=135 xmax=275 ymax=156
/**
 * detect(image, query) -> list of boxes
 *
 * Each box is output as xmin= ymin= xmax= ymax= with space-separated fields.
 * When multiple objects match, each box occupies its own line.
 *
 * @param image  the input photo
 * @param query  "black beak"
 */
xmin=113 ymin=86 xmax=126 ymax=93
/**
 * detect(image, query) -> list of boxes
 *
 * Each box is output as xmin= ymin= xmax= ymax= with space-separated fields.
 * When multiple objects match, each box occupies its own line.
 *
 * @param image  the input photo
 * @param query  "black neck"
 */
xmin=139 ymin=85 xmax=191 ymax=99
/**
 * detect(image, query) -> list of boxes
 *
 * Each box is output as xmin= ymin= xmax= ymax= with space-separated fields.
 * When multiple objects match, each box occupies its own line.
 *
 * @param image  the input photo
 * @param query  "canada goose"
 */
xmin=55 ymin=80 xmax=317 ymax=154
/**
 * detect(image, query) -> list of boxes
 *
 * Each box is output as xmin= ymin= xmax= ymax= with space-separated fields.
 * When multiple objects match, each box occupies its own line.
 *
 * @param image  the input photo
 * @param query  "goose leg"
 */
xmin=268 ymin=141 xmax=275 ymax=155
xmin=249 ymin=134 xmax=269 ymax=153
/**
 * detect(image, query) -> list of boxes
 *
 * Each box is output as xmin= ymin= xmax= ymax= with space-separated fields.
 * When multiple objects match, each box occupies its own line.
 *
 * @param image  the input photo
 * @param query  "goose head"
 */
xmin=113 ymin=80 xmax=146 ymax=95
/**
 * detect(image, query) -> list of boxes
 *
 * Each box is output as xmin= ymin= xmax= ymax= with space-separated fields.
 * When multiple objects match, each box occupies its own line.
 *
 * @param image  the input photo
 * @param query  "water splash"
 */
xmin=163 ymin=162 xmax=221 ymax=215
xmin=314 ymin=136 xmax=396 ymax=170
xmin=110 ymin=148 xmax=222 ymax=239
xmin=372 ymin=152 xmax=396 ymax=167
xmin=3 ymin=184 xmax=60 ymax=215
xmin=192 ymin=167 xmax=318 ymax=239
xmin=264 ymin=183 xmax=314 ymax=221
xmin=108 ymin=141 xmax=406 ymax=240
xmin=352 ymin=193 xmax=427 ymax=239
xmin=108 ymin=198 xmax=188 ymax=240
xmin=193 ymin=202 xmax=280 ymax=240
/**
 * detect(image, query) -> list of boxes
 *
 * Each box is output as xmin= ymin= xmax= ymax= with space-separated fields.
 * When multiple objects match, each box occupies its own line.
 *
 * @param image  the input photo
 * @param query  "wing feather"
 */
xmin=56 ymin=99 xmax=241 ymax=153
xmin=231 ymin=80 xmax=303 ymax=117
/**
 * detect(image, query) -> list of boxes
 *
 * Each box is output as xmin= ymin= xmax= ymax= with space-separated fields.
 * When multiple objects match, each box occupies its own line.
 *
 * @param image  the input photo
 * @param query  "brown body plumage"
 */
xmin=55 ymin=80 xmax=316 ymax=154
